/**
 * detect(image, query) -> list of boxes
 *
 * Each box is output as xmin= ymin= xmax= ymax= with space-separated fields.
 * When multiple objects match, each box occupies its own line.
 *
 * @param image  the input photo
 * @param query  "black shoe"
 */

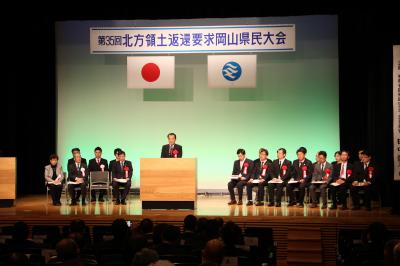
xmin=288 ymin=202 xmax=296 ymax=207
xmin=91 ymin=198 xmax=96 ymax=202
xmin=121 ymin=200 xmax=127 ymax=205
xmin=115 ymin=200 xmax=120 ymax=205
xmin=81 ymin=201 xmax=87 ymax=206
xmin=255 ymin=202 xmax=264 ymax=206
xmin=246 ymin=201 xmax=253 ymax=206
xmin=99 ymin=198 xmax=105 ymax=202
xmin=228 ymin=200 xmax=237 ymax=205
xmin=70 ymin=201 xmax=77 ymax=206
xmin=321 ymin=204 xmax=327 ymax=209
xmin=276 ymin=203 xmax=281 ymax=207
xmin=330 ymin=205 xmax=337 ymax=210
xmin=237 ymin=200 xmax=243 ymax=205
xmin=54 ymin=202 xmax=62 ymax=206
xmin=268 ymin=202 xmax=274 ymax=207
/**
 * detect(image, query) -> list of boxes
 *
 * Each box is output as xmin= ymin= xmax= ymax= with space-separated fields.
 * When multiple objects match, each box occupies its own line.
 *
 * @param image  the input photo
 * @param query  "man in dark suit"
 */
xmin=67 ymin=148 xmax=87 ymax=166
xmin=161 ymin=133 xmax=182 ymax=158
xmin=227 ymin=149 xmax=254 ymax=205
xmin=267 ymin=148 xmax=292 ymax=207
xmin=111 ymin=151 xmax=133 ymax=205
xmin=309 ymin=151 xmax=332 ymax=209
xmin=88 ymin=147 xmax=109 ymax=202
xmin=67 ymin=148 xmax=87 ymax=201
xmin=67 ymin=154 xmax=88 ymax=206
xmin=329 ymin=150 xmax=354 ymax=210
xmin=109 ymin=148 xmax=122 ymax=178
xmin=246 ymin=148 xmax=272 ymax=206
xmin=287 ymin=147 xmax=314 ymax=207
xmin=351 ymin=150 xmax=376 ymax=211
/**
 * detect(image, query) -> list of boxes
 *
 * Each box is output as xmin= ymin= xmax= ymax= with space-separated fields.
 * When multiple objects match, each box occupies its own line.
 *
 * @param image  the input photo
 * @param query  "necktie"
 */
xmin=76 ymin=163 xmax=80 ymax=171
xmin=321 ymin=163 xmax=324 ymax=172
xmin=120 ymin=162 xmax=124 ymax=170
xmin=97 ymin=158 xmax=100 ymax=165
xmin=364 ymin=163 xmax=367 ymax=170
xmin=279 ymin=161 xmax=282 ymax=168
xmin=340 ymin=164 xmax=344 ymax=177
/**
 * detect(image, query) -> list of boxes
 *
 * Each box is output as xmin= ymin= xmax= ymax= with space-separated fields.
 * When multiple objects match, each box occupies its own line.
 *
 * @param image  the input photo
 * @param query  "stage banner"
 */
xmin=90 ymin=25 xmax=295 ymax=54
xmin=208 ymin=55 xmax=257 ymax=88
xmin=127 ymin=56 xmax=175 ymax=89
xmin=393 ymin=45 xmax=400 ymax=180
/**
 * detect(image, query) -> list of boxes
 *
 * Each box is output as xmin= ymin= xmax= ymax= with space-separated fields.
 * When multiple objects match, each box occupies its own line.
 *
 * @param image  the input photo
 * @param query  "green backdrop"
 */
xmin=56 ymin=15 xmax=339 ymax=189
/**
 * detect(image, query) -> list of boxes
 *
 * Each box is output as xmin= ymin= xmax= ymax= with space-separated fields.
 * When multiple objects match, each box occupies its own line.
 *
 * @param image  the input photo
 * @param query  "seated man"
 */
xmin=329 ymin=150 xmax=354 ymax=210
xmin=88 ymin=146 xmax=109 ymax=202
xmin=246 ymin=148 xmax=272 ymax=206
xmin=227 ymin=149 xmax=253 ymax=205
xmin=309 ymin=151 xmax=332 ymax=209
xmin=287 ymin=147 xmax=313 ymax=207
xmin=111 ymin=151 xmax=133 ymax=205
xmin=44 ymin=154 xmax=64 ymax=206
xmin=67 ymin=154 xmax=88 ymax=206
xmin=351 ymin=150 xmax=376 ymax=211
xmin=268 ymin=148 xmax=292 ymax=207
xmin=161 ymin=133 xmax=182 ymax=158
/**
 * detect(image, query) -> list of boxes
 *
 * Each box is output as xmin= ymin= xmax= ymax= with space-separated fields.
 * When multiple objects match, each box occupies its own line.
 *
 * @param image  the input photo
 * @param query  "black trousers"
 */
xmin=68 ymin=183 xmax=87 ymax=203
xmin=309 ymin=183 xmax=328 ymax=205
xmin=351 ymin=185 xmax=372 ymax=208
xmin=112 ymin=180 xmax=131 ymax=201
xmin=90 ymin=188 xmax=104 ymax=200
xmin=330 ymin=182 xmax=350 ymax=207
xmin=227 ymin=180 xmax=247 ymax=201
xmin=48 ymin=184 xmax=62 ymax=204
xmin=286 ymin=181 xmax=310 ymax=204
xmin=267 ymin=182 xmax=285 ymax=204
xmin=246 ymin=182 xmax=266 ymax=201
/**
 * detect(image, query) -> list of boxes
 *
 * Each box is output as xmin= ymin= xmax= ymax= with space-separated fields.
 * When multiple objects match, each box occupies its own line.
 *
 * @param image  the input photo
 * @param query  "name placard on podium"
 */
xmin=140 ymin=158 xmax=197 ymax=209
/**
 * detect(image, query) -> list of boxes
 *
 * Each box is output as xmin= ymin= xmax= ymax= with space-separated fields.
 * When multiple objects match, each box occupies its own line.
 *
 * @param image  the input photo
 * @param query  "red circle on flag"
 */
xmin=141 ymin=63 xmax=160 ymax=82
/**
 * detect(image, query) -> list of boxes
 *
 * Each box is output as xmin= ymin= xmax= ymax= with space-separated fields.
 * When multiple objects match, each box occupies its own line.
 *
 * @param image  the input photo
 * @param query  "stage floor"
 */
xmin=0 ymin=194 xmax=397 ymax=223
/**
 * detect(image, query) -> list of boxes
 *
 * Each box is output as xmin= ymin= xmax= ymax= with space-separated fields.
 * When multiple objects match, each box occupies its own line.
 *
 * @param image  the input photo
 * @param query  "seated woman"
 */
xmin=44 ymin=154 xmax=64 ymax=206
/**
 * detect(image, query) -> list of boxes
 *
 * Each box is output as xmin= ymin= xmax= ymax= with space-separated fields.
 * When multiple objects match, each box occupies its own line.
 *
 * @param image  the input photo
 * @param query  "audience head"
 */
xmin=131 ymin=248 xmax=159 ymax=266
xmin=6 ymin=252 xmax=29 ymax=266
xmin=161 ymin=225 xmax=180 ymax=245
xmin=202 ymin=239 xmax=224 ymax=265
xmin=12 ymin=221 xmax=29 ymax=242
xmin=183 ymin=215 xmax=197 ymax=232
xmin=139 ymin=218 xmax=154 ymax=234
xmin=112 ymin=218 xmax=129 ymax=240
xmin=56 ymin=238 xmax=79 ymax=262
xmin=221 ymin=221 xmax=243 ymax=247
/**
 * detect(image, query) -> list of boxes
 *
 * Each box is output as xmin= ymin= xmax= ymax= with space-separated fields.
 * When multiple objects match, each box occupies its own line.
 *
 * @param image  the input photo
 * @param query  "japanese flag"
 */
xmin=208 ymin=55 xmax=257 ymax=88
xmin=127 ymin=56 xmax=175 ymax=89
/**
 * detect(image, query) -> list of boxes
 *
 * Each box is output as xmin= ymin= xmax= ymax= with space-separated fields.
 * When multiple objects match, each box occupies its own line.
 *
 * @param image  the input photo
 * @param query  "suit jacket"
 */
xmin=44 ymin=164 xmax=64 ymax=184
xmin=88 ymin=158 xmax=109 ymax=173
xmin=354 ymin=161 xmax=377 ymax=184
xmin=231 ymin=158 xmax=254 ymax=180
xmin=161 ymin=144 xmax=183 ymax=158
xmin=332 ymin=162 xmax=354 ymax=183
xmin=68 ymin=162 xmax=88 ymax=182
xmin=251 ymin=158 xmax=273 ymax=180
xmin=68 ymin=157 xmax=87 ymax=166
xmin=291 ymin=159 xmax=314 ymax=182
xmin=312 ymin=161 xmax=333 ymax=183
xmin=270 ymin=159 xmax=292 ymax=182
xmin=111 ymin=160 xmax=133 ymax=179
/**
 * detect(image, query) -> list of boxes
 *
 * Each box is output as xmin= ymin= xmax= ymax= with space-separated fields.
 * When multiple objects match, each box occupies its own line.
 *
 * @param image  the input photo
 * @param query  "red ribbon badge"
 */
xmin=261 ymin=164 xmax=268 ymax=176
xmin=172 ymin=149 xmax=179 ymax=158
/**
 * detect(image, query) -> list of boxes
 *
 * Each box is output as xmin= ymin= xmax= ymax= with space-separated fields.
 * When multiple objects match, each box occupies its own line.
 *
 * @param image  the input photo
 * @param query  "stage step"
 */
xmin=286 ymin=227 xmax=322 ymax=266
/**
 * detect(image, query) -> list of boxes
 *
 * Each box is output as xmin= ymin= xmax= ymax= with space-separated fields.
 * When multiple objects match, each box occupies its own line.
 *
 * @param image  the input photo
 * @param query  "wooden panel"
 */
xmin=140 ymin=158 xmax=197 ymax=201
xmin=0 ymin=157 xmax=16 ymax=200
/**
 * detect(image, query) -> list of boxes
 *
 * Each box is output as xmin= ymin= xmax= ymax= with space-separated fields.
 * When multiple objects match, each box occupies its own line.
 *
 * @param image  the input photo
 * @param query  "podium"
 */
xmin=140 ymin=158 xmax=197 ymax=209
xmin=0 ymin=157 xmax=16 ymax=207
